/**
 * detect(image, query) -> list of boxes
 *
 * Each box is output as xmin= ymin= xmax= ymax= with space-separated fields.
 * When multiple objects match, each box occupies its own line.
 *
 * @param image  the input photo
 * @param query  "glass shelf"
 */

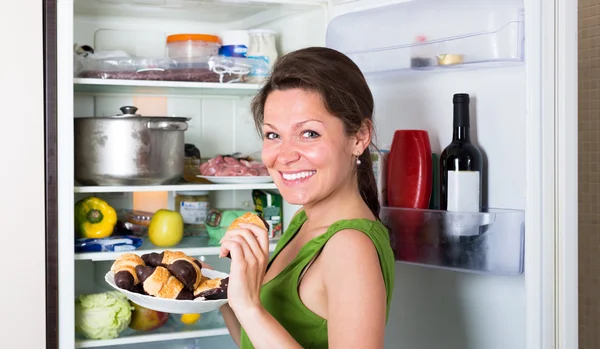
xmin=380 ymin=207 xmax=525 ymax=276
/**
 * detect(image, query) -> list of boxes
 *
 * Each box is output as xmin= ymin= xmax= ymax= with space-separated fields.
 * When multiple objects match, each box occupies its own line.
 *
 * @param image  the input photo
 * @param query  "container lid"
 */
xmin=219 ymin=30 xmax=249 ymax=46
xmin=247 ymin=29 xmax=277 ymax=36
xmin=177 ymin=191 xmax=210 ymax=196
xmin=167 ymin=34 xmax=221 ymax=44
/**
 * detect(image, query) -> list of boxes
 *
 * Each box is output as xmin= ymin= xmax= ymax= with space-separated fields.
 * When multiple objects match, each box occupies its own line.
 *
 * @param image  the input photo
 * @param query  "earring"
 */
xmin=356 ymin=154 xmax=361 ymax=166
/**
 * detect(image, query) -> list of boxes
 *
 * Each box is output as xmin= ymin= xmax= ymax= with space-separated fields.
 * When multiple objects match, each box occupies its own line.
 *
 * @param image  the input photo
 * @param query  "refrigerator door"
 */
xmin=324 ymin=0 xmax=577 ymax=348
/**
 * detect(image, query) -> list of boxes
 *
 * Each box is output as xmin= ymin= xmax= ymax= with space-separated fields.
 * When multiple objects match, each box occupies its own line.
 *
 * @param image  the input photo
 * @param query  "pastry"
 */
xmin=194 ymin=276 xmax=229 ymax=300
xmin=141 ymin=251 xmax=203 ymax=292
xmin=223 ymin=212 xmax=270 ymax=259
xmin=111 ymin=253 xmax=145 ymax=292
xmin=228 ymin=212 xmax=269 ymax=232
xmin=135 ymin=265 xmax=194 ymax=300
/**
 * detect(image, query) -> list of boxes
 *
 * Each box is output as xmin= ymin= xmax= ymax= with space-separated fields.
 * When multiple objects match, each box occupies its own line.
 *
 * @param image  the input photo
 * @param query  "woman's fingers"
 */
xmin=238 ymin=223 xmax=270 ymax=252
xmin=220 ymin=239 xmax=246 ymax=267
xmin=230 ymin=229 xmax=266 ymax=265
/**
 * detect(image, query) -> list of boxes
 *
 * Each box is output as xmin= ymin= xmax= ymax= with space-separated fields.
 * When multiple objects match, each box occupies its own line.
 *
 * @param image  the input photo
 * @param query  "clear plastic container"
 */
xmin=76 ymin=56 xmax=263 ymax=84
xmin=166 ymin=34 xmax=221 ymax=62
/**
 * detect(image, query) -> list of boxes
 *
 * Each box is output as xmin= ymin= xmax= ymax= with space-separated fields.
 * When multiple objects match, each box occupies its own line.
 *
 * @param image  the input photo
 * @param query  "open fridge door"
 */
xmin=322 ymin=0 xmax=577 ymax=348
xmin=318 ymin=0 xmax=576 ymax=349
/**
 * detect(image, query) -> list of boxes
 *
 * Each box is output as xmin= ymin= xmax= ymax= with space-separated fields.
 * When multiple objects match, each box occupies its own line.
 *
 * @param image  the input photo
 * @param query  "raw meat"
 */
xmin=199 ymin=156 xmax=269 ymax=177
xmin=78 ymin=68 xmax=246 ymax=83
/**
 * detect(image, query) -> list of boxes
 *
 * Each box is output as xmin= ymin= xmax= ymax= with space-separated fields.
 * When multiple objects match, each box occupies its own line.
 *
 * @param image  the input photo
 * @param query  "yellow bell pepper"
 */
xmin=74 ymin=197 xmax=117 ymax=239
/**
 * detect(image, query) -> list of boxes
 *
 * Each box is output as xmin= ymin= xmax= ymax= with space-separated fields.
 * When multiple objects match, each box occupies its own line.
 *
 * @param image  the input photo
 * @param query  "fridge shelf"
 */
xmin=326 ymin=0 xmax=525 ymax=76
xmin=75 ymin=311 xmax=228 ymax=348
xmin=74 ymin=78 xmax=262 ymax=96
xmin=75 ymin=236 xmax=278 ymax=261
xmin=74 ymin=0 xmax=326 ymax=23
xmin=74 ymin=181 xmax=278 ymax=193
xmin=380 ymin=207 xmax=525 ymax=276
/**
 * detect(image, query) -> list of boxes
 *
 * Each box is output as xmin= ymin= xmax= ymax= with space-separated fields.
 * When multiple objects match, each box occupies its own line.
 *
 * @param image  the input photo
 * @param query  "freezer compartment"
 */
xmin=75 ymin=56 xmax=266 ymax=84
xmin=326 ymin=0 xmax=524 ymax=75
xmin=380 ymin=207 xmax=525 ymax=276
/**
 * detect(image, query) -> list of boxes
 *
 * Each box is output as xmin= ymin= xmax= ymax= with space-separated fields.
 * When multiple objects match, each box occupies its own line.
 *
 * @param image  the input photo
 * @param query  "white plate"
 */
xmin=105 ymin=269 xmax=229 ymax=314
xmin=197 ymin=175 xmax=273 ymax=184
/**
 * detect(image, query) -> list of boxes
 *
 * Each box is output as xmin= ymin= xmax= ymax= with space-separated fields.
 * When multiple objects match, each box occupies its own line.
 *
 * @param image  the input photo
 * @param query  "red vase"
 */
xmin=386 ymin=130 xmax=432 ymax=261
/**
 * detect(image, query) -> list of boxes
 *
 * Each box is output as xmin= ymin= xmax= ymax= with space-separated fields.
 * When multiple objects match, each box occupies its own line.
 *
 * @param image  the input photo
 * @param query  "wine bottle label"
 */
xmin=447 ymin=170 xmax=480 ymax=212
xmin=446 ymin=170 xmax=481 ymax=237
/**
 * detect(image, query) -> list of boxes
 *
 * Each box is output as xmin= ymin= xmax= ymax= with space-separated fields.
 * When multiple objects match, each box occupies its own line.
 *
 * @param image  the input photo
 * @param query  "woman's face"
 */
xmin=261 ymin=88 xmax=363 ymax=206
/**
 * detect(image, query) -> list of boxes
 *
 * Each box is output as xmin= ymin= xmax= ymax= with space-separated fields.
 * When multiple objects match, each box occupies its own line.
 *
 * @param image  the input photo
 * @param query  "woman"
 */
xmin=218 ymin=46 xmax=395 ymax=349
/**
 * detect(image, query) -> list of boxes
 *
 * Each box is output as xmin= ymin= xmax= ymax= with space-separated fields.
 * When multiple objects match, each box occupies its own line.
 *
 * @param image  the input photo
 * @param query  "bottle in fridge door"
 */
xmin=439 ymin=93 xmax=486 ymax=268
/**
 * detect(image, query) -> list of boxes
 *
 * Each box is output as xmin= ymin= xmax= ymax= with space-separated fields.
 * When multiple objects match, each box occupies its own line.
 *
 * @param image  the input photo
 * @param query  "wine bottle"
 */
xmin=439 ymin=93 xmax=485 ymax=268
xmin=439 ymin=93 xmax=483 ymax=212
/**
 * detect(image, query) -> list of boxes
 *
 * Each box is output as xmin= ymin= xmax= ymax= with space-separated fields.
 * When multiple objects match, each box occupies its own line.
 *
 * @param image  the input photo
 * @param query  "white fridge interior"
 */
xmin=59 ymin=0 xmax=531 ymax=348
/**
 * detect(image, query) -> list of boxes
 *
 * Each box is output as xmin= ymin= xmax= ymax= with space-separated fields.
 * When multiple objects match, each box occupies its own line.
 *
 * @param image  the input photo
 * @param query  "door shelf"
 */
xmin=74 ymin=78 xmax=262 ymax=96
xmin=380 ymin=207 xmax=525 ymax=276
xmin=326 ymin=0 xmax=525 ymax=76
xmin=75 ymin=311 xmax=228 ymax=348
xmin=75 ymin=236 xmax=278 ymax=261
xmin=74 ymin=182 xmax=278 ymax=193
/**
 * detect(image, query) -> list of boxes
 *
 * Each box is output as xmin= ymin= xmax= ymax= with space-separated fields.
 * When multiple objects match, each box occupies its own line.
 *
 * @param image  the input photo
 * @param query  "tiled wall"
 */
xmin=579 ymin=0 xmax=600 ymax=348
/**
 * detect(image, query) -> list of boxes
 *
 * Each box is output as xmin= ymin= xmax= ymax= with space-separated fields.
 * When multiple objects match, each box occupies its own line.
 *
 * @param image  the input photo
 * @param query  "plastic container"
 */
xmin=176 ymin=191 xmax=210 ymax=235
xmin=219 ymin=30 xmax=249 ymax=58
xmin=76 ymin=56 xmax=254 ymax=83
xmin=246 ymin=29 xmax=278 ymax=83
xmin=166 ymin=34 xmax=221 ymax=62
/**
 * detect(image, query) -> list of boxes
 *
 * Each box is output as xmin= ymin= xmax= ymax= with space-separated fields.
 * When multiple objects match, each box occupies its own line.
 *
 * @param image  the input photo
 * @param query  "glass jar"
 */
xmin=175 ymin=191 xmax=210 ymax=235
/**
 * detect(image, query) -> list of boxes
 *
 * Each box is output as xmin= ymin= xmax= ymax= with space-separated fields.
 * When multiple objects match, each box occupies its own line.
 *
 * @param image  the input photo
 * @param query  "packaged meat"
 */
xmin=76 ymin=55 xmax=268 ymax=84
xmin=199 ymin=155 xmax=269 ymax=177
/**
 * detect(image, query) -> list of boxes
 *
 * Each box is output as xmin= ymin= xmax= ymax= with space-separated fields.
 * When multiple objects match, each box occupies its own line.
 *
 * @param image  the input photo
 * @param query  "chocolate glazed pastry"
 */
xmin=135 ymin=265 xmax=194 ymax=300
xmin=224 ymin=213 xmax=270 ymax=259
xmin=142 ymin=251 xmax=203 ymax=292
xmin=111 ymin=253 xmax=145 ymax=292
xmin=194 ymin=277 xmax=229 ymax=300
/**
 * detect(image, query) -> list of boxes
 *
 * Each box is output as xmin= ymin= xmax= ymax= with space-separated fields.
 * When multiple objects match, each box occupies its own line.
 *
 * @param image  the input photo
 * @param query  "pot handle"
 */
xmin=146 ymin=120 xmax=188 ymax=131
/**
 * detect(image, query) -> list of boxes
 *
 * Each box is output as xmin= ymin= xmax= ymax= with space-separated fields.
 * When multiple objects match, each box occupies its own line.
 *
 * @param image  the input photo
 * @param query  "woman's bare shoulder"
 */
xmin=318 ymin=228 xmax=387 ymax=348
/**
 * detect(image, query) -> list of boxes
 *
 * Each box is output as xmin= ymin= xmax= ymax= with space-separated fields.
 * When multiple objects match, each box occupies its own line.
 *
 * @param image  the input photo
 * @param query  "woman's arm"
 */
xmin=234 ymin=305 xmax=303 ymax=349
xmin=220 ymin=304 xmax=242 ymax=346
xmin=201 ymin=262 xmax=242 ymax=346
xmin=219 ymin=223 xmax=304 ymax=349
xmin=322 ymin=229 xmax=388 ymax=349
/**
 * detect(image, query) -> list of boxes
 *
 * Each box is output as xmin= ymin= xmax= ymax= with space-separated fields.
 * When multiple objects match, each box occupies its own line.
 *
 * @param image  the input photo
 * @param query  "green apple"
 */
xmin=148 ymin=209 xmax=184 ymax=247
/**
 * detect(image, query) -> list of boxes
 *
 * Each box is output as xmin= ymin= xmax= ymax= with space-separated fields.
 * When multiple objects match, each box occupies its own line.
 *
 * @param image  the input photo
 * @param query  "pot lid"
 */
xmin=83 ymin=106 xmax=190 ymax=121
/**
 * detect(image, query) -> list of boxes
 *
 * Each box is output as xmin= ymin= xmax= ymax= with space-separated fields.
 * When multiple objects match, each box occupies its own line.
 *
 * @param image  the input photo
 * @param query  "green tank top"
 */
xmin=238 ymin=210 xmax=395 ymax=349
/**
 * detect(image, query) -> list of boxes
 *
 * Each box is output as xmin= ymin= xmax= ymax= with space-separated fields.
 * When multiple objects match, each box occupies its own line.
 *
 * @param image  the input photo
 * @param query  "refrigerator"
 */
xmin=44 ymin=0 xmax=578 ymax=348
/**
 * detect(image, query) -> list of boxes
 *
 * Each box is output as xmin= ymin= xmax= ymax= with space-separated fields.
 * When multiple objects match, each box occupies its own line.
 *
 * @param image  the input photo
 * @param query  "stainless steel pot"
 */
xmin=74 ymin=106 xmax=190 ymax=186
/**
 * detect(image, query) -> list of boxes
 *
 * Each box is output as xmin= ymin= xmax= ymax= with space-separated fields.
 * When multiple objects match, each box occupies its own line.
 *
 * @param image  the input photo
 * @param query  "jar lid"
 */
xmin=178 ymin=191 xmax=210 ymax=196
xmin=248 ymin=29 xmax=277 ymax=36
xmin=167 ymin=34 xmax=221 ymax=44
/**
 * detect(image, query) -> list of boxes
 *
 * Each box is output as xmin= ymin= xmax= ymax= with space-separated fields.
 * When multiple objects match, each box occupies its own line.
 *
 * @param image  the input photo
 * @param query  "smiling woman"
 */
xmin=217 ymin=47 xmax=395 ymax=349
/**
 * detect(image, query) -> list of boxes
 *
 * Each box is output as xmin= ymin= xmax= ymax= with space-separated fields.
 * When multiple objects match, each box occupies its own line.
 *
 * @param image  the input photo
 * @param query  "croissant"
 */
xmin=228 ymin=212 xmax=269 ymax=232
xmin=141 ymin=251 xmax=203 ymax=292
xmin=224 ymin=212 xmax=270 ymax=259
xmin=194 ymin=276 xmax=229 ymax=300
xmin=135 ymin=265 xmax=194 ymax=300
xmin=111 ymin=253 xmax=145 ymax=292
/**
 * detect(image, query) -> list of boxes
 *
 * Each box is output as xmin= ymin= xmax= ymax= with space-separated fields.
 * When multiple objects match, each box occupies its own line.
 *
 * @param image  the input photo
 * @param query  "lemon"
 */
xmin=180 ymin=313 xmax=201 ymax=325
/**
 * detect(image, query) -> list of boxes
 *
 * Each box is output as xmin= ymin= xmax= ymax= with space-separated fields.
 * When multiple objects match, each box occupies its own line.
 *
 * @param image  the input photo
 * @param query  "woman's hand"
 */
xmin=219 ymin=223 xmax=270 ymax=312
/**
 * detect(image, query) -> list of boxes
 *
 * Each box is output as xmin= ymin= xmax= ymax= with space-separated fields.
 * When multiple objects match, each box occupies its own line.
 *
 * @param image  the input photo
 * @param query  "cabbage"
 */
xmin=75 ymin=291 xmax=134 ymax=340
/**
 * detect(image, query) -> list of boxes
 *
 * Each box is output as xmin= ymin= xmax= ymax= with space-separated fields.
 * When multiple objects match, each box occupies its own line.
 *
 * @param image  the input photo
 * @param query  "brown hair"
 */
xmin=250 ymin=46 xmax=380 ymax=218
